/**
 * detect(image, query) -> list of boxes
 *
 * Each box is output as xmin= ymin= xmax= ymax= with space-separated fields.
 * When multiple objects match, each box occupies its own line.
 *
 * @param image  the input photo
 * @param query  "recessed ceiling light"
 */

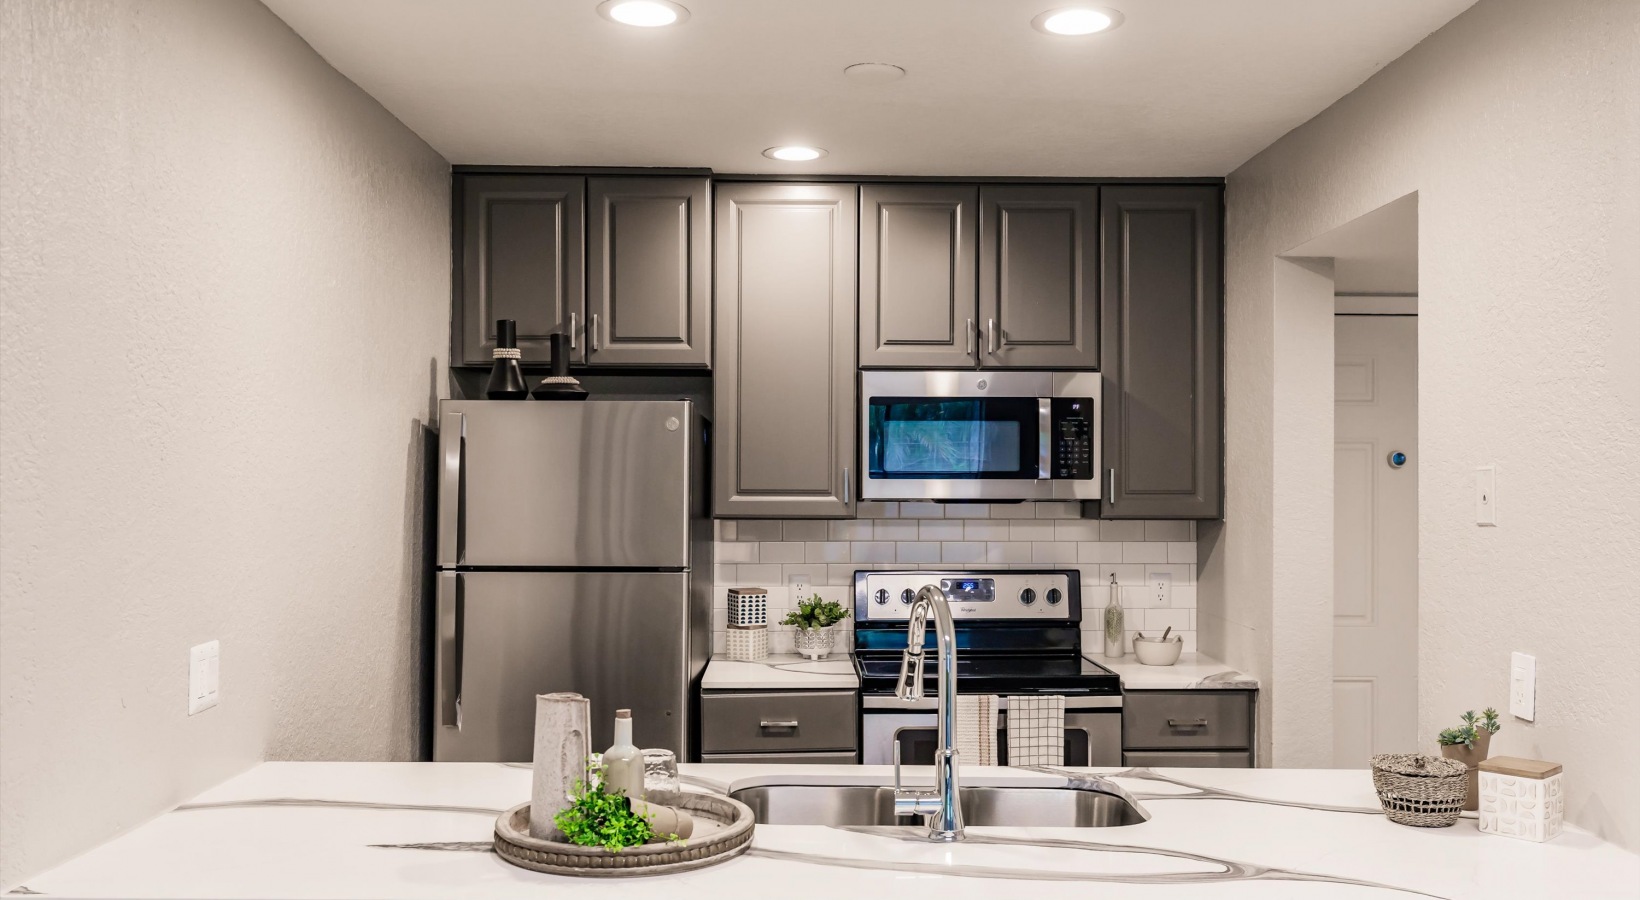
xmin=1031 ymin=6 xmax=1123 ymax=36
xmin=763 ymin=146 xmax=827 ymax=162
xmin=843 ymin=62 xmax=907 ymax=84
xmin=596 ymin=0 xmax=689 ymax=27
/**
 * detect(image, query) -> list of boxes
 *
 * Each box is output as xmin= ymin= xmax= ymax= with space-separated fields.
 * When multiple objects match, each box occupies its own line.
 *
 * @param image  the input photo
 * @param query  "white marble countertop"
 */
xmin=1097 ymin=652 xmax=1261 ymax=690
xmin=12 ymin=762 xmax=1634 ymax=899
xmin=701 ymin=653 xmax=859 ymax=691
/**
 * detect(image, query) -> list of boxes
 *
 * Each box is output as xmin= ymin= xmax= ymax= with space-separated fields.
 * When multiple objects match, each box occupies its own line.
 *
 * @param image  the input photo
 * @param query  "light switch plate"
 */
xmin=1510 ymin=651 xmax=1535 ymax=721
xmin=189 ymin=640 xmax=220 ymax=716
xmin=1476 ymin=465 xmax=1498 ymax=526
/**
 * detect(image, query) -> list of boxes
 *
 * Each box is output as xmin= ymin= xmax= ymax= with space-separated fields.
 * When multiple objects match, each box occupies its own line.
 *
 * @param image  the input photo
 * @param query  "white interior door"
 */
xmin=1333 ymin=315 xmax=1418 ymax=768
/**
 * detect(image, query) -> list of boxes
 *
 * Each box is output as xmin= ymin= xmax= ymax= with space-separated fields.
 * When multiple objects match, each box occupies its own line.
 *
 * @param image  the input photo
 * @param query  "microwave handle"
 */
xmin=1038 ymin=399 xmax=1052 ymax=479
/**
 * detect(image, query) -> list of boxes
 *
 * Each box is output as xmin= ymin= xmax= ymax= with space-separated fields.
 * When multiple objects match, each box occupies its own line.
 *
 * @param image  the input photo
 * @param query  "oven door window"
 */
xmin=868 ymin=397 xmax=1041 ymax=480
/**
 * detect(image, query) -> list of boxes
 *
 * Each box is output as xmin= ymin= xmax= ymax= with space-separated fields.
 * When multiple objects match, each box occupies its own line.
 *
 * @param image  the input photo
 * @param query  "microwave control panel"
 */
xmin=1051 ymin=397 xmax=1095 ymax=480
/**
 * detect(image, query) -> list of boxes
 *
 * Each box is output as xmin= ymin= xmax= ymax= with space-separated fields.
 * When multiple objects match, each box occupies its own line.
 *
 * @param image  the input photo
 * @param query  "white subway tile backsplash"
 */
xmin=783 ymin=520 xmax=827 ymax=541
xmin=963 ymin=520 xmax=1011 ymax=541
xmin=712 ymin=507 xmax=1199 ymax=651
xmin=1009 ymin=520 xmax=1055 ymax=542
xmin=759 ymin=541 xmax=805 ymax=563
xmin=1099 ymin=520 xmax=1145 ymax=542
xmin=1122 ymin=542 xmax=1169 ymax=563
xmin=919 ymin=520 xmax=964 ymax=541
xmin=896 ymin=542 xmax=941 ymax=563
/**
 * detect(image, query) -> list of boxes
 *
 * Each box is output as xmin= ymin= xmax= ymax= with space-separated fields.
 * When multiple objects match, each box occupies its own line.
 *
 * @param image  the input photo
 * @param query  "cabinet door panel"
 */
xmin=457 ymin=175 xmax=584 ymax=366
xmin=978 ymin=186 xmax=1099 ymax=369
xmin=587 ymin=177 xmax=710 ymax=367
xmin=1099 ymin=185 xmax=1222 ymax=518
xmin=860 ymin=185 xmax=978 ymax=368
xmin=714 ymin=184 xmax=857 ymax=517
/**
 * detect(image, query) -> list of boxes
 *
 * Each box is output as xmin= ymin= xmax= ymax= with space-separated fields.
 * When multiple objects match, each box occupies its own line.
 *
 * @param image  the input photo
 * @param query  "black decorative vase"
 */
xmin=485 ymin=319 xmax=529 ymax=400
xmin=532 ymin=332 xmax=588 ymax=401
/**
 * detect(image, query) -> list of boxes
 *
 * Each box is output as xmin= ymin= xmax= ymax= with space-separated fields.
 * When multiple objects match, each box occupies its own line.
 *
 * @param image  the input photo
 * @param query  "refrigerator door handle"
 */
xmin=438 ymin=572 xmax=463 ymax=729
xmin=438 ymin=412 xmax=465 ymax=566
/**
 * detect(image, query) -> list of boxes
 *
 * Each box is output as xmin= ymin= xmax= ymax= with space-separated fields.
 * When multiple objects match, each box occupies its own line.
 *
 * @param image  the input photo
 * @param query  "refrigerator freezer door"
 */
xmin=438 ymin=400 xmax=694 ymax=569
xmin=434 ymin=571 xmax=690 ymax=762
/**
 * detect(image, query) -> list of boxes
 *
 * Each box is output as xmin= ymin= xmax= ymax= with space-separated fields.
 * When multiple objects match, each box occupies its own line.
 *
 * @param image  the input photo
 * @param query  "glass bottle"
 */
xmin=1104 ymin=572 xmax=1125 ymax=658
xmin=601 ymin=709 xmax=644 ymax=802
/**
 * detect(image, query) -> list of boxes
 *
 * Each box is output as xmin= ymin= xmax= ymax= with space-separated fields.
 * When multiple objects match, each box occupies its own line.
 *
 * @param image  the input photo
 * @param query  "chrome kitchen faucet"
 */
xmin=892 ymin=584 xmax=964 ymax=841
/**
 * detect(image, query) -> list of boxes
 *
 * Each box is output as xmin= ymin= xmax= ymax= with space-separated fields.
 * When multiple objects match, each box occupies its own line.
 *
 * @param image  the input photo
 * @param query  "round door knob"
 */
xmin=1019 ymin=588 xmax=1037 ymax=606
xmin=900 ymin=588 xmax=916 ymax=604
xmin=1046 ymin=588 xmax=1063 ymax=606
xmin=873 ymin=589 xmax=889 ymax=605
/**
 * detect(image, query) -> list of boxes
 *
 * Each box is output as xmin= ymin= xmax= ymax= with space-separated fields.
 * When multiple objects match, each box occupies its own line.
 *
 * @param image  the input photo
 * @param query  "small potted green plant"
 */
xmin=1437 ymin=708 xmax=1502 ymax=811
xmin=783 ymin=594 xmax=848 ymax=660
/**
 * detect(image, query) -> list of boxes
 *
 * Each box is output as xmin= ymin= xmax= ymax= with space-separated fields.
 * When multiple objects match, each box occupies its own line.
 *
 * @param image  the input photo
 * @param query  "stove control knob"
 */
xmin=900 ymin=588 xmax=916 ymax=605
xmin=1046 ymin=588 xmax=1063 ymax=606
xmin=873 ymin=588 xmax=889 ymax=605
xmin=1019 ymin=588 xmax=1037 ymax=606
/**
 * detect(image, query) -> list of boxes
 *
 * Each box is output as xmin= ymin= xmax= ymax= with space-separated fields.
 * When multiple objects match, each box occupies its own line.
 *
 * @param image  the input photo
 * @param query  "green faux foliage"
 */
xmin=553 ymin=780 xmax=654 ymax=852
xmin=1437 ymin=708 xmax=1502 ymax=749
xmin=783 ymin=594 xmax=847 ymax=630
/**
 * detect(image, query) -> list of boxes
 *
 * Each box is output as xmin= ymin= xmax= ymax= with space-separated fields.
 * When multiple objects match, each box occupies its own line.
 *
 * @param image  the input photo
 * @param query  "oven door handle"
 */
xmin=864 ymin=695 xmax=1123 ymax=710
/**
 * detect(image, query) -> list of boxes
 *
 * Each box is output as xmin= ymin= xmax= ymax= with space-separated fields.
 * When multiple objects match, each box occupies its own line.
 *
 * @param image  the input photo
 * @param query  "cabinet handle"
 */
xmin=1108 ymin=468 xmax=1116 ymax=504
xmin=842 ymin=467 xmax=851 ymax=505
xmin=568 ymin=311 xmax=578 ymax=350
xmin=590 ymin=313 xmax=601 ymax=352
xmin=1167 ymin=718 xmax=1208 ymax=728
xmin=988 ymin=318 xmax=999 ymax=355
xmin=760 ymin=720 xmax=800 ymax=731
xmin=966 ymin=318 xmax=975 ymax=356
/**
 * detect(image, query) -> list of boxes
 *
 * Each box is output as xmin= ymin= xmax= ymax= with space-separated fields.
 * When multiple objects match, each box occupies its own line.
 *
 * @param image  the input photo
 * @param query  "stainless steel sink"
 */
xmin=730 ymin=783 xmax=1149 ymax=828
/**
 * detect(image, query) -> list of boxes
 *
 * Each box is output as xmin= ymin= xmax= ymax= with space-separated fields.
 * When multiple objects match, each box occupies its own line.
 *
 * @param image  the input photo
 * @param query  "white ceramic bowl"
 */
xmin=1133 ymin=636 xmax=1183 ymax=666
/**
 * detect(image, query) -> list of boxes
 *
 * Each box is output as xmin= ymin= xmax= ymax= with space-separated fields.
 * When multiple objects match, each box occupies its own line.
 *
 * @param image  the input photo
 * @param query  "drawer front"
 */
xmin=701 ymin=691 xmax=858 ymax=754
xmin=1123 ymin=691 xmax=1252 ymax=750
xmin=1123 ymin=750 xmax=1252 ymax=768
xmin=700 ymin=751 xmax=858 ymax=764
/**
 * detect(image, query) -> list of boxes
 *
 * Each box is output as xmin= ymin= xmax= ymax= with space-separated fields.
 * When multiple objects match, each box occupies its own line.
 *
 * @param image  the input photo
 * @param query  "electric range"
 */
xmin=851 ymin=569 xmax=1123 ymax=766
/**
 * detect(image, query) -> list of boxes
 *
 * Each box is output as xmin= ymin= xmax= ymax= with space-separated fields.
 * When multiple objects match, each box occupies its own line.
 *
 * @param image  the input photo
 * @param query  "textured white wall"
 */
xmin=0 ymin=0 xmax=449 ymax=885
xmin=1217 ymin=0 xmax=1640 ymax=848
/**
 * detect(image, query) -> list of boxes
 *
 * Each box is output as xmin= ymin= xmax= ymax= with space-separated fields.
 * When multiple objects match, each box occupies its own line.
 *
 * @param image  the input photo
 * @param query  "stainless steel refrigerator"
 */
xmin=433 ymin=400 xmax=711 ymax=762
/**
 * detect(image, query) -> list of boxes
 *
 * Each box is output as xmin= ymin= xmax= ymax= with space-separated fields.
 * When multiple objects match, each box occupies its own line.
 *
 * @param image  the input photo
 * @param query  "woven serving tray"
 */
xmin=493 ymin=793 xmax=755 ymax=877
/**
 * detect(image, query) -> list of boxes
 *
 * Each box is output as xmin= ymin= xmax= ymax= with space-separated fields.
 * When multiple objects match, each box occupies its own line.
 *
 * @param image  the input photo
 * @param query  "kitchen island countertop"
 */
xmin=10 ymin=761 xmax=1635 ymax=899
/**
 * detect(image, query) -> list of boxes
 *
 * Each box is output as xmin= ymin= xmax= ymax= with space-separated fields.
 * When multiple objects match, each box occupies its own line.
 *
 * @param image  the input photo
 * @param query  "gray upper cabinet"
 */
xmin=859 ymin=185 xmax=979 ymax=368
xmin=1098 ymin=185 xmax=1223 ymax=518
xmin=456 ymin=175 xmax=585 ymax=367
xmin=714 ymin=183 xmax=858 ymax=518
xmin=978 ymin=186 xmax=1099 ymax=369
xmin=586 ymin=177 xmax=711 ymax=367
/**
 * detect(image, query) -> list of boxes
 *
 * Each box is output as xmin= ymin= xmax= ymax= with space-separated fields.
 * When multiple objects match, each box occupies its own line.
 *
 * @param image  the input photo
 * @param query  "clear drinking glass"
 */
xmin=641 ymin=748 xmax=681 ymax=806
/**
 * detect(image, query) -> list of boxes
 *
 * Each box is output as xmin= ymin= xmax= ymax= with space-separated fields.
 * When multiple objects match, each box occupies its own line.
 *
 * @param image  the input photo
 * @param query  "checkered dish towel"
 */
xmin=1007 ymin=695 xmax=1066 ymax=766
xmin=955 ymin=694 xmax=999 ymax=765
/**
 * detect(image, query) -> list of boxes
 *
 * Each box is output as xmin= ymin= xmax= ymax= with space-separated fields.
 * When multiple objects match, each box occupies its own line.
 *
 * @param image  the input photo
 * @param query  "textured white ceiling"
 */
xmin=263 ymin=0 xmax=1478 ymax=176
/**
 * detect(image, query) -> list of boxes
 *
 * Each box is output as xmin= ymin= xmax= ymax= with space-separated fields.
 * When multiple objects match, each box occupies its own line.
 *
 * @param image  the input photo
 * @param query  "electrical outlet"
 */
xmin=1151 ymin=572 xmax=1173 ymax=607
xmin=1510 ymin=652 xmax=1535 ymax=721
xmin=188 ymin=641 xmax=220 ymax=715
xmin=1476 ymin=465 xmax=1498 ymax=526
xmin=789 ymin=581 xmax=810 ymax=604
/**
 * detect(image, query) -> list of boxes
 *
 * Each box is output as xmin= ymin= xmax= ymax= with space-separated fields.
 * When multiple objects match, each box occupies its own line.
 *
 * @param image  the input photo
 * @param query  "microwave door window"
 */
xmin=869 ymin=398 xmax=1038 ymax=479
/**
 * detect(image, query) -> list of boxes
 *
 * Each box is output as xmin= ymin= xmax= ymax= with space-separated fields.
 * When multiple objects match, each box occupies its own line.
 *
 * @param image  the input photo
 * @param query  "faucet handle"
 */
xmin=896 ymin=647 xmax=925 ymax=700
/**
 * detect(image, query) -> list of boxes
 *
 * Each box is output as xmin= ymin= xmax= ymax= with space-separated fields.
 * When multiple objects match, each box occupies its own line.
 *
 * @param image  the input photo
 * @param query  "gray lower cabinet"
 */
xmin=978 ymin=185 xmax=1100 ymax=369
xmin=699 ymin=691 xmax=859 ymax=759
xmin=859 ymin=184 xmax=979 ymax=368
xmin=586 ymin=177 xmax=711 ymax=367
xmin=455 ymin=175 xmax=585 ymax=367
xmin=1097 ymin=185 xmax=1223 ymax=518
xmin=1122 ymin=690 xmax=1254 ymax=767
xmin=713 ymin=182 xmax=858 ymax=518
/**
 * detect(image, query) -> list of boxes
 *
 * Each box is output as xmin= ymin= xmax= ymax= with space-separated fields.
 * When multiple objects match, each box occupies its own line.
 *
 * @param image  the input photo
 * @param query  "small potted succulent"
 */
xmin=1437 ymin=708 xmax=1502 ymax=811
xmin=783 ymin=594 xmax=848 ymax=660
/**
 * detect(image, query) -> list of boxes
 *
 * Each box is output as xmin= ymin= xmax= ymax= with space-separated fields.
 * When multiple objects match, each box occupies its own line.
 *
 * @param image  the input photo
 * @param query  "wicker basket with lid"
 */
xmin=1371 ymin=753 xmax=1469 ymax=827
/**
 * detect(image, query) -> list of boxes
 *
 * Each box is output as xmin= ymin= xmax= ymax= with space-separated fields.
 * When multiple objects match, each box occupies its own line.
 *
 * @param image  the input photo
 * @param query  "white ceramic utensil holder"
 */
xmin=1478 ymin=757 xmax=1564 ymax=843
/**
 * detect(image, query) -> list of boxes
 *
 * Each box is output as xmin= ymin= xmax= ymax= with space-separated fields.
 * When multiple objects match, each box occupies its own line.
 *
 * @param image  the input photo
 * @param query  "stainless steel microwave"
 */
xmin=860 ymin=371 xmax=1101 ymax=501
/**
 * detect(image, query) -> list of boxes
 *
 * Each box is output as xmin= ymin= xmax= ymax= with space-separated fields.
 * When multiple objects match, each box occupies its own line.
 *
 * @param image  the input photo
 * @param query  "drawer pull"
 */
xmin=760 ymin=720 xmax=800 ymax=731
xmin=1168 ymin=718 xmax=1209 ymax=728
